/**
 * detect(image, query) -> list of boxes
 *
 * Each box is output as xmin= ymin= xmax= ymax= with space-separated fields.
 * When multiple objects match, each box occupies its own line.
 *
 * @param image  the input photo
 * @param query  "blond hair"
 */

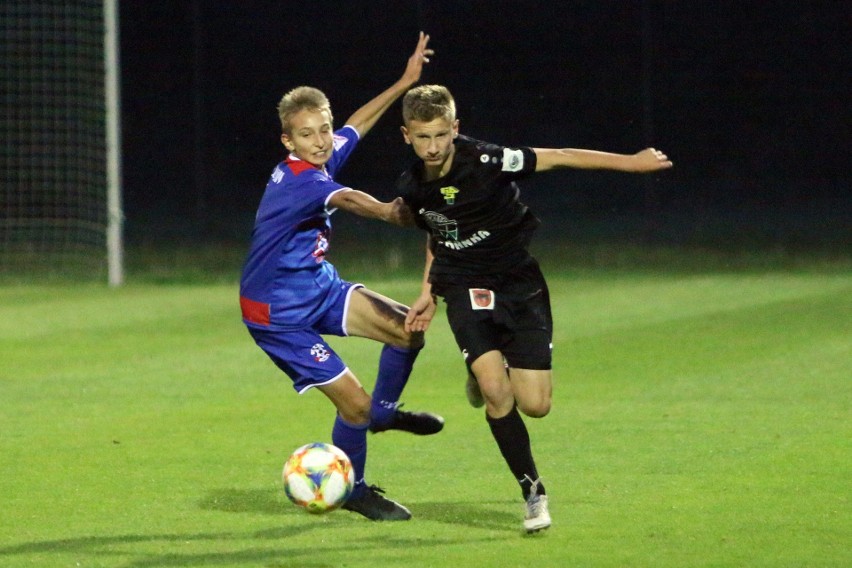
xmin=276 ymin=86 xmax=333 ymax=134
xmin=402 ymin=84 xmax=456 ymax=124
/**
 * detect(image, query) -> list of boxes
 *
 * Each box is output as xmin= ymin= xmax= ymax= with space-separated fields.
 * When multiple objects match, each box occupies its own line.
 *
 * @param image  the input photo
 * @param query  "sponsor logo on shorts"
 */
xmin=469 ymin=288 xmax=495 ymax=310
xmin=310 ymin=343 xmax=330 ymax=363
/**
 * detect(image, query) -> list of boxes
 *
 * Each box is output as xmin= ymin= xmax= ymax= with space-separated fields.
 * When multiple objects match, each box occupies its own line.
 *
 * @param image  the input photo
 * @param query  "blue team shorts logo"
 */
xmin=311 ymin=343 xmax=331 ymax=363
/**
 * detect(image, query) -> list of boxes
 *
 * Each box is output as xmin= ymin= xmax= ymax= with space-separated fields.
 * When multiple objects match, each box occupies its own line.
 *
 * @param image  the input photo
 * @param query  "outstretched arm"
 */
xmin=534 ymin=147 xmax=673 ymax=173
xmin=328 ymin=190 xmax=415 ymax=227
xmin=345 ymin=32 xmax=433 ymax=137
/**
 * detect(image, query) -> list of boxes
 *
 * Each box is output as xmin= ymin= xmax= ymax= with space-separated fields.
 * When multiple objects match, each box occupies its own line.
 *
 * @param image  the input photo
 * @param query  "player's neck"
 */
xmin=423 ymin=150 xmax=454 ymax=182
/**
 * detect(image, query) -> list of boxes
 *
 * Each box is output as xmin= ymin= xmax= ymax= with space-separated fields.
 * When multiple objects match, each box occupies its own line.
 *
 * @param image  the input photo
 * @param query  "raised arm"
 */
xmin=534 ymin=147 xmax=673 ymax=173
xmin=345 ymin=32 xmax=433 ymax=137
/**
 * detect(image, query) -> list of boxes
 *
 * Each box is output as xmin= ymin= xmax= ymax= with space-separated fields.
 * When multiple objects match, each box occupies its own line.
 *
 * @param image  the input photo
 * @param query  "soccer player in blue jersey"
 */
xmin=397 ymin=84 xmax=673 ymax=532
xmin=239 ymin=33 xmax=442 ymax=521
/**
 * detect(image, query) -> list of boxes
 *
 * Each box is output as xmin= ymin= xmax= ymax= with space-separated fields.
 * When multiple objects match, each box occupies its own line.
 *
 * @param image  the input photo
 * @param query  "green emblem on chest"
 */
xmin=440 ymin=186 xmax=460 ymax=204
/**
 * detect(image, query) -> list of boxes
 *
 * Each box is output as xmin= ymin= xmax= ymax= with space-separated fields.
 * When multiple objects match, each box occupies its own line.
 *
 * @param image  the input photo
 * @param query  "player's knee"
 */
xmin=518 ymin=397 xmax=551 ymax=418
xmin=481 ymin=380 xmax=514 ymax=412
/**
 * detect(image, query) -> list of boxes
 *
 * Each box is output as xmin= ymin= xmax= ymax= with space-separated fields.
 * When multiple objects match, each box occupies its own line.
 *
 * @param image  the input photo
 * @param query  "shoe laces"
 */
xmin=523 ymin=474 xmax=543 ymax=501
xmin=365 ymin=484 xmax=387 ymax=496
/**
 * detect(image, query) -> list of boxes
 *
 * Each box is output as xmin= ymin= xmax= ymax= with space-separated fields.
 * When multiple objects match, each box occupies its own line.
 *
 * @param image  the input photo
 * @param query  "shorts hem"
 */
xmin=296 ymin=366 xmax=349 ymax=394
xmin=340 ymin=283 xmax=364 ymax=336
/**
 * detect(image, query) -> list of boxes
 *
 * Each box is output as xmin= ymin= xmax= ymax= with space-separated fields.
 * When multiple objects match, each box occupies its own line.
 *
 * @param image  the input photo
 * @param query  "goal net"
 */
xmin=0 ymin=0 xmax=123 ymax=284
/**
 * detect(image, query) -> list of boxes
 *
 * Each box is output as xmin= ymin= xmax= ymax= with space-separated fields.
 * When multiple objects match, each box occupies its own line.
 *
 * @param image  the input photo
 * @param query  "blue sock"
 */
xmin=332 ymin=415 xmax=368 ymax=494
xmin=370 ymin=345 xmax=421 ymax=427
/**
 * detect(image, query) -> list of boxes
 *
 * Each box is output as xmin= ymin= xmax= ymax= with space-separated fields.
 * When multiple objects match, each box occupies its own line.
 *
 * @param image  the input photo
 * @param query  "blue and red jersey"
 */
xmin=239 ymin=125 xmax=360 ymax=331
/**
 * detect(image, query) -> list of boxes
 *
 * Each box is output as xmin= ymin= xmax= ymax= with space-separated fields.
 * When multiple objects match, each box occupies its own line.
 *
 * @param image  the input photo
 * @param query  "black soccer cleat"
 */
xmin=369 ymin=404 xmax=445 ymax=435
xmin=342 ymin=485 xmax=412 ymax=521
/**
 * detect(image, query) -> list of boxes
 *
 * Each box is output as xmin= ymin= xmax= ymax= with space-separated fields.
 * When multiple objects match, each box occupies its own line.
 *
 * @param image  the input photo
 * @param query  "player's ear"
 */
xmin=281 ymin=133 xmax=294 ymax=151
xmin=400 ymin=126 xmax=411 ymax=145
xmin=452 ymin=119 xmax=459 ymax=138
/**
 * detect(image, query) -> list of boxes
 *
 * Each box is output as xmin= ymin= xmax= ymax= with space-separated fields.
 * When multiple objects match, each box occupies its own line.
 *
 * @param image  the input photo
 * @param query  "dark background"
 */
xmin=118 ymin=1 xmax=850 ymax=252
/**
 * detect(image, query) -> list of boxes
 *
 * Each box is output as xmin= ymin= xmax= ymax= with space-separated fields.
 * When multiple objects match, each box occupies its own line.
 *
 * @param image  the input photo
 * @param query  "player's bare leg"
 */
xmin=471 ymin=350 xmax=515 ymax=417
xmin=508 ymin=368 xmax=552 ymax=418
xmin=345 ymin=287 xmax=444 ymax=435
xmin=318 ymin=371 xmax=371 ymax=425
xmin=346 ymin=287 xmax=422 ymax=348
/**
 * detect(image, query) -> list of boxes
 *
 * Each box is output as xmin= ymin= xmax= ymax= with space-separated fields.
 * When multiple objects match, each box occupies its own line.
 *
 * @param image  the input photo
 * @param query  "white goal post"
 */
xmin=0 ymin=0 xmax=124 ymax=285
xmin=104 ymin=0 xmax=123 ymax=286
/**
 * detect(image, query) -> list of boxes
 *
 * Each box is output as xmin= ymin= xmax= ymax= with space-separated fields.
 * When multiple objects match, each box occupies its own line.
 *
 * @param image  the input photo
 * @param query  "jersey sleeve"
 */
xmin=305 ymin=174 xmax=349 ymax=215
xmin=255 ymin=167 xmax=347 ymax=225
xmin=396 ymin=169 xmax=430 ymax=233
xmin=471 ymin=137 xmax=537 ymax=180
xmin=325 ymin=125 xmax=360 ymax=178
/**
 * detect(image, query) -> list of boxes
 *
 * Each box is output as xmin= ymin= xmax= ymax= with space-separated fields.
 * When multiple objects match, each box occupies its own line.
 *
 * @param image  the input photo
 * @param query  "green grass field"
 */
xmin=1 ymin=264 xmax=849 ymax=567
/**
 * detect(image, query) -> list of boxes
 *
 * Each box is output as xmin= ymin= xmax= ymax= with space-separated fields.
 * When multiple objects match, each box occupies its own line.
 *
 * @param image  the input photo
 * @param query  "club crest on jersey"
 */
xmin=310 ymin=343 xmax=330 ymax=363
xmin=440 ymin=186 xmax=460 ymax=204
xmin=469 ymin=288 xmax=495 ymax=310
xmin=332 ymin=133 xmax=349 ymax=151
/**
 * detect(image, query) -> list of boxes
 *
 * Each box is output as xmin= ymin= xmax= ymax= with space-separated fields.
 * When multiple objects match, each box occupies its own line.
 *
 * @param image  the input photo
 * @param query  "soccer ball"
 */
xmin=283 ymin=442 xmax=355 ymax=514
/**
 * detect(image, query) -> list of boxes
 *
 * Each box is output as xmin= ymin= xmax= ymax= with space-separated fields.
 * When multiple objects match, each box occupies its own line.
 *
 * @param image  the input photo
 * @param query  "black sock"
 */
xmin=486 ymin=406 xmax=545 ymax=499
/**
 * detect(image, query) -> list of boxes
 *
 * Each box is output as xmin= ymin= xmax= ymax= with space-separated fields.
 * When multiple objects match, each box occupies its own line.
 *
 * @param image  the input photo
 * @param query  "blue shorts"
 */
xmin=247 ymin=282 xmax=363 ymax=393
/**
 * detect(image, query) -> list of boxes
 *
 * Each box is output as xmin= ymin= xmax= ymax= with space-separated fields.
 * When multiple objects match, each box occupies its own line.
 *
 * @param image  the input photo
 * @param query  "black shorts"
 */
xmin=436 ymin=258 xmax=553 ymax=370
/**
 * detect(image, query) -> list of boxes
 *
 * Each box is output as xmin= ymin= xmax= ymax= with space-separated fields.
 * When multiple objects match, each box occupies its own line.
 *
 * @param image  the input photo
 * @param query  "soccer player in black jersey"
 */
xmin=396 ymin=84 xmax=673 ymax=532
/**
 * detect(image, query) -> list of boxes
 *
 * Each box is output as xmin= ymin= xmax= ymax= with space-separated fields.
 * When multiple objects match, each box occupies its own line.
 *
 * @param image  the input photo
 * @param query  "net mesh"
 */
xmin=1 ymin=0 xmax=108 ymax=280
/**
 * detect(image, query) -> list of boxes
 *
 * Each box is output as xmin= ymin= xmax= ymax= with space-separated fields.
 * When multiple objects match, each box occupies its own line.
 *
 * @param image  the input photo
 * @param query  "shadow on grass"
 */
xmin=0 ymin=489 xmax=525 ymax=566
xmin=198 ymin=487 xmax=290 ymax=516
xmin=200 ymin=487 xmax=520 ymax=532
xmin=410 ymin=501 xmax=520 ymax=532
xmin=0 ymin=532 xmax=437 ymax=568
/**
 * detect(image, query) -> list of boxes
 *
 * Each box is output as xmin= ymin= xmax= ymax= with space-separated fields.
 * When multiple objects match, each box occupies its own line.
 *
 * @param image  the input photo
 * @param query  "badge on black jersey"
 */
xmin=501 ymin=148 xmax=525 ymax=172
xmin=440 ymin=186 xmax=460 ymax=204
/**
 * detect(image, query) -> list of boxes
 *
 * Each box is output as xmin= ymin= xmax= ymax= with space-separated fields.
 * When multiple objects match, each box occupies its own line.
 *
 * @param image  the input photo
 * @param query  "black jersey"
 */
xmin=397 ymin=135 xmax=540 ymax=288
